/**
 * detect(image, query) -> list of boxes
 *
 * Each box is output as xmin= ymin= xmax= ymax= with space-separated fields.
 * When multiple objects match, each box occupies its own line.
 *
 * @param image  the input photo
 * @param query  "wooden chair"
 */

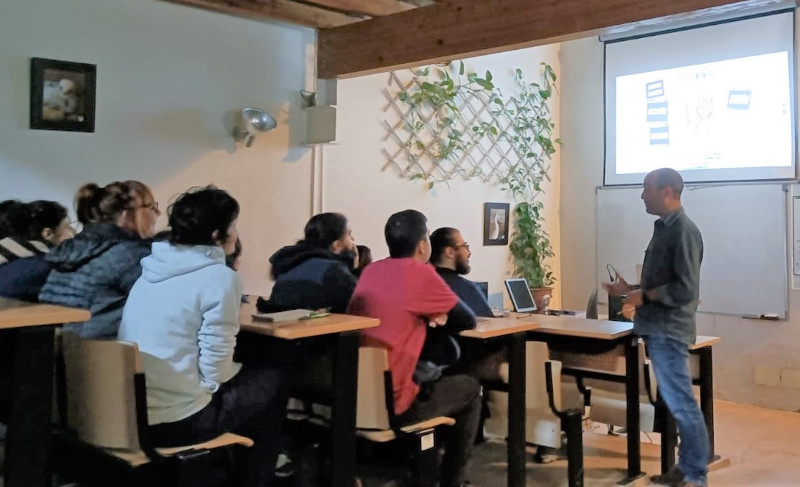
xmin=557 ymin=339 xmax=658 ymax=434
xmin=56 ymin=332 xmax=253 ymax=487
xmin=485 ymin=341 xmax=589 ymax=487
xmin=309 ymin=346 xmax=455 ymax=486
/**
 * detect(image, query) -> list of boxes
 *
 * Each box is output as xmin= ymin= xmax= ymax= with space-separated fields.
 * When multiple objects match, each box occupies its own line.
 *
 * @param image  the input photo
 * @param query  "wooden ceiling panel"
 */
xmin=160 ymin=0 xmax=363 ymax=28
xmin=302 ymin=0 xmax=415 ymax=16
xmin=317 ymin=0 xmax=795 ymax=78
xmin=160 ymin=0 xmax=796 ymax=79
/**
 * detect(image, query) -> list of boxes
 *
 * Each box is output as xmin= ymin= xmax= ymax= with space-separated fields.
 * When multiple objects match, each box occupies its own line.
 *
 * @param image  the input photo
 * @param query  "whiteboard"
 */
xmin=596 ymin=184 xmax=788 ymax=318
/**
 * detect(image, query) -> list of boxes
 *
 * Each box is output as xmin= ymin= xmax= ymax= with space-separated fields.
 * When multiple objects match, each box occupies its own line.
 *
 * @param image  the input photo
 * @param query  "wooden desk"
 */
xmin=240 ymin=309 xmax=379 ymax=340
xmin=532 ymin=314 xmax=633 ymax=339
xmin=460 ymin=316 xmax=540 ymax=338
xmin=460 ymin=316 xmax=539 ymax=487
xmin=239 ymin=301 xmax=378 ymax=487
xmin=0 ymin=298 xmax=89 ymax=487
xmin=529 ymin=314 xmax=645 ymax=484
xmin=0 ymin=298 xmax=89 ymax=328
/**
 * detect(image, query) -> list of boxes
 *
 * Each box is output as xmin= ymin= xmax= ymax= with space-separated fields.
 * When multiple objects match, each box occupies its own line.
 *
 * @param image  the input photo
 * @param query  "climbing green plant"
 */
xmin=392 ymin=62 xmax=560 ymax=287
xmin=396 ymin=61 xmax=498 ymax=188
xmin=503 ymin=64 xmax=560 ymax=287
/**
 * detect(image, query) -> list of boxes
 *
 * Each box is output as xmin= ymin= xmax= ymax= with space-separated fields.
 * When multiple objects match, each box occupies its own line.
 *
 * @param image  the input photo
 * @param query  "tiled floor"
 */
xmin=465 ymin=400 xmax=800 ymax=486
xmin=2 ymin=400 xmax=799 ymax=486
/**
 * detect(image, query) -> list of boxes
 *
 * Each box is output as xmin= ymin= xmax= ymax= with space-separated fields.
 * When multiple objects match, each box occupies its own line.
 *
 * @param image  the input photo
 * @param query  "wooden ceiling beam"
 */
xmin=160 ymin=0 xmax=361 ymax=28
xmin=318 ymin=0 xmax=793 ymax=78
xmin=303 ymin=0 xmax=415 ymax=16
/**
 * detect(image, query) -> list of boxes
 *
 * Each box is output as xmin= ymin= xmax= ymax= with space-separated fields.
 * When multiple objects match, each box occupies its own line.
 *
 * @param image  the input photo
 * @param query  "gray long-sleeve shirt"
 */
xmin=634 ymin=207 xmax=703 ymax=346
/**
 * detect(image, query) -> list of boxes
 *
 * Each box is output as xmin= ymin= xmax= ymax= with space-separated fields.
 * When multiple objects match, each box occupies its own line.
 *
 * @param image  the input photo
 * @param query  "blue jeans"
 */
xmin=645 ymin=334 xmax=709 ymax=485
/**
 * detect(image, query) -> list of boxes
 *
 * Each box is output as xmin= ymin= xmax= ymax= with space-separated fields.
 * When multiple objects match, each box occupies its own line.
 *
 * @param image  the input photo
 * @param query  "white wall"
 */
xmin=327 ymin=47 xmax=562 ymax=306
xmin=560 ymin=32 xmax=800 ymax=410
xmin=0 ymin=0 xmax=562 ymax=306
xmin=0 ymin=0 xmax=317 ymax=295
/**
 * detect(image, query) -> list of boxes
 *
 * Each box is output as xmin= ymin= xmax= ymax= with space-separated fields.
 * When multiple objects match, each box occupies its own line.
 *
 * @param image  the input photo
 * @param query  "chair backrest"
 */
xmin=525 ymin=341 xmax=562 ymax=412
xmin=356 ymin=346 xmax=392 ymax=431
xmin=586 ymin=290 xmax=598 ymax=319
xmin=62 ymin=332 xmax=141 ymax=451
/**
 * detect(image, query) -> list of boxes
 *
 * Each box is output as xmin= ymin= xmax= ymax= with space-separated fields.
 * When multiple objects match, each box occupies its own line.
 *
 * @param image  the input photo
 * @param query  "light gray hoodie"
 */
xmin=118 ymin=242 xmax=243 ymax=425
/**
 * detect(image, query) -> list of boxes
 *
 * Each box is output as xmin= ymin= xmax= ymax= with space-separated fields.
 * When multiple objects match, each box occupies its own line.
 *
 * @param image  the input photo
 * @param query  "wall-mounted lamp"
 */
xmin=232 ymin=107 xmax=277 ymax=147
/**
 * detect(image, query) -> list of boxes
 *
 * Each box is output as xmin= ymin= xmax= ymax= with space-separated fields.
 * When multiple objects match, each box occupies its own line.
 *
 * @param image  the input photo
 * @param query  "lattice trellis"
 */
xmin=382 ymin=66 xmax=552 ymax=196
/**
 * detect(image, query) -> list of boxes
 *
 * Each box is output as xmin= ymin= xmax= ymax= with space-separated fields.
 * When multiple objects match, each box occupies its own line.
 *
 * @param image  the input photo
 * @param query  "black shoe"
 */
xmin=533 ymin=446 xmax=558 ymax=464
xmin=275 ymin=452 xmax=294 ymax=478
xmin=650 ymin=466 xmax=684 ymax=486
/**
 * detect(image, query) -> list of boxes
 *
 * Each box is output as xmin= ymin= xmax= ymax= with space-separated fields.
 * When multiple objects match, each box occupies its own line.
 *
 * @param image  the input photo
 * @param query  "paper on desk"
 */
xmin=252 ymin=309 xmax=314 ymax=322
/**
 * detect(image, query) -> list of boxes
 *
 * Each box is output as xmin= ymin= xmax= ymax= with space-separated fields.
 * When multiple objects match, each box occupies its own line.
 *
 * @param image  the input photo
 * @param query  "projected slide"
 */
xmin=615 ymin=52 xmax=792 ymax=175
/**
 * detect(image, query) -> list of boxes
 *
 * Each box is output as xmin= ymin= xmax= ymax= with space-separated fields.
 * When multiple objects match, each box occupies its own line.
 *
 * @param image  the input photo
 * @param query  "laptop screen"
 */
xmin=504 ymin=278 xmax=537 ymax=312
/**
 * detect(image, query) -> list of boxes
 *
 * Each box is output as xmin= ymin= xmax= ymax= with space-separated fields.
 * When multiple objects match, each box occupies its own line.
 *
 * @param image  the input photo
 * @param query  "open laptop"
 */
xmin=504 ymin=278 xmax=537 ymax=313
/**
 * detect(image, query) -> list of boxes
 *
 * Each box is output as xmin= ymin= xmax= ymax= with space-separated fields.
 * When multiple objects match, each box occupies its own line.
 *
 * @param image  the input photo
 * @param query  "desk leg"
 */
xmin=507 ymin=332 xmax=526 ymax=487
xmin=697 ymin=347 xmax=717 ymax=463
xmin=620 ymin=336 xmax=645 ymax=484
xmin=659 ymin=393 xmax=677 ymax=474
xmin=4 ymin=326 xmax=56 ymax=487
xmin=331 ymin=331 xmax=360 ymax=487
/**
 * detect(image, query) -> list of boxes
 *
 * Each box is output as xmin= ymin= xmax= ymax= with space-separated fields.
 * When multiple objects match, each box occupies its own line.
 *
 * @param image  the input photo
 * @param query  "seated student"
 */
xmin=0 ymin=200 xmax=27 ymax=241
xmin=257 ymin=212 xmax=357 ymax=313
xmin=39 ymin=181 xmax=159 ymax=338
xmin=348 ymin=210 xmax=481 ymax=487
xmin=226 ymin=237 xmax=243 ymax=272
xmin=0 ymin=200 xmax=74 ymax=301
xmin=354 ymin=244 xmax=372 ymax=276
xmin=429 ymin=227 xmax=493 ymax=317
xmin=119 ymin=186 xmax=288 ymax=487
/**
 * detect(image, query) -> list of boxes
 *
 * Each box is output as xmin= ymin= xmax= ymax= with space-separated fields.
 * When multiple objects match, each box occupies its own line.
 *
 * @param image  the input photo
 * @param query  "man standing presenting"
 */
xmin=603 ymin=168 xmax=709 ymax=487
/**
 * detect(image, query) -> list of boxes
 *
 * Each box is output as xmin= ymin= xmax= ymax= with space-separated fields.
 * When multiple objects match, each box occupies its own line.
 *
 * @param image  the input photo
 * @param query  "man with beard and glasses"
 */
xmin=429 ymin=227 xmax=556 ymax=460
xmin=429 ymin=228 xmax=493 ymax=318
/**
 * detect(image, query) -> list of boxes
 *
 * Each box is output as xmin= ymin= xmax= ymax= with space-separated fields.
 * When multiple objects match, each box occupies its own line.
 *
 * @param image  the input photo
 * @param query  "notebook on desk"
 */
xmin=252 ymin=309 xmax=315 ymax=322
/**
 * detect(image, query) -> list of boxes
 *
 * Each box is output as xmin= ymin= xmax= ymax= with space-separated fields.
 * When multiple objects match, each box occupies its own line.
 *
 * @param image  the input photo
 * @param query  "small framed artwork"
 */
xmin=483 ymin=202 xmax=510 ymax=246
xmin=30 ymin=57 xmax=96 ymax=132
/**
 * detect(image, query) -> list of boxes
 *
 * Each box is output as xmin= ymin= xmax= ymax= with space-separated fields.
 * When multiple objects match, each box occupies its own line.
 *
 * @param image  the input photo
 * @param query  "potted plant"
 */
xmin=502 ymin=64 xmax=560 ymax=311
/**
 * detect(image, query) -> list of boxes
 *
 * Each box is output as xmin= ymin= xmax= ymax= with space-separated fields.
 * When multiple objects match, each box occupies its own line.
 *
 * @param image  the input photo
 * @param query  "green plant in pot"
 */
xmin=502 ymin=63 xmax=560 ymax=311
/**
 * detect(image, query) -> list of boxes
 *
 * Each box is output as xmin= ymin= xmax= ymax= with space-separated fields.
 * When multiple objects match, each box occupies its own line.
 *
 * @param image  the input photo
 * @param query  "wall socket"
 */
xmin=754 ymin=365 xmax=800 ymax=389
xmin=754 ymin=365 xmax=780 ymax=386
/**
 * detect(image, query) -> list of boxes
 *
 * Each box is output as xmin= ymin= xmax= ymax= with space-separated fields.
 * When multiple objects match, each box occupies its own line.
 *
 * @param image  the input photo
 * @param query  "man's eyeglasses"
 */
xmin=451 ymin=243 xmax=470 ymax=251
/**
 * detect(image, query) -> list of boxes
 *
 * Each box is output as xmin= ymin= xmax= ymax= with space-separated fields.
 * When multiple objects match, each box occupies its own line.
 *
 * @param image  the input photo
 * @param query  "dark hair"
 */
xmin=152 ymin=229 xmax=172 ymax=242
xmin=356 ymin=244 xmax=372 ymax=273
xmin=75 ymin=181 xmax=139 ymax=225
xmin=302 ymin=213 xmax=348 ymax=249
xmin=226 ymin=238 xmax=243 ymax=269
xmin=385 ymin=209 xmax=428 ymax=258
xmin=651 ymin=168 xmax=684 ymax=197
xmin=25 ymin=200 xmax=68 ymax=242
xmin=168 ymin=186 xmax=239 ymax=246
xmin=0 ymin=200 xmax=29 ymax=239
xmin=429 ymin=227 xmax=458 ymax=265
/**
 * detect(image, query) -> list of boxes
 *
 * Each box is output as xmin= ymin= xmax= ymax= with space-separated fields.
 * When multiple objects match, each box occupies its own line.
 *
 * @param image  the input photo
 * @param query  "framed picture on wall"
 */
xmin=483 ymin=202 xmax=510 ymax=246
xmin=30 ymin=57 xmax=96 ymax=132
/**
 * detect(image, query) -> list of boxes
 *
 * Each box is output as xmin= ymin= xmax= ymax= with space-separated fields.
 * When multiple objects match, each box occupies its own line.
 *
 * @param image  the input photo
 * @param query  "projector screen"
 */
xmin=605 ymin=12 xmax=796 ymax=185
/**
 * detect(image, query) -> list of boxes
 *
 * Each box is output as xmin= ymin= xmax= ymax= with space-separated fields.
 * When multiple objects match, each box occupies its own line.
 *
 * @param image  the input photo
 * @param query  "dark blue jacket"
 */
xmin=39 ymin=223 xmax=151 ymax=339
xmin=435 ymin=267 xmax=494 ymax=317
xmin=257 ymin=243 xmax=357 ymax=314
xmin=0 ymin=256 xmax=53 ymax=302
